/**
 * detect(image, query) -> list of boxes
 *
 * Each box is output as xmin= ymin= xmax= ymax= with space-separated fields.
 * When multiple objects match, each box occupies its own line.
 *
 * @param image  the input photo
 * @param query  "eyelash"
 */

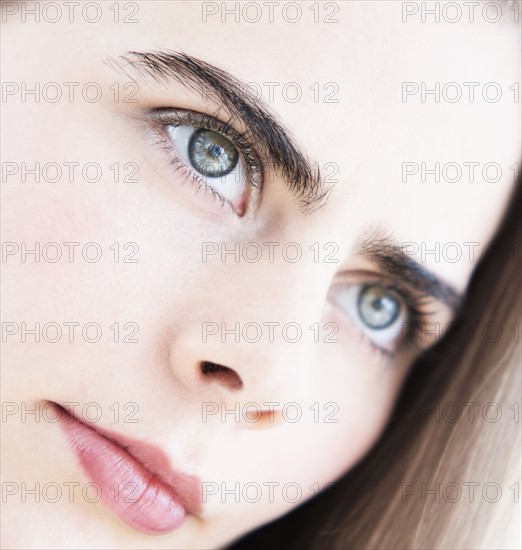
xmin=149 ymin=108 xmax=264 ymax=213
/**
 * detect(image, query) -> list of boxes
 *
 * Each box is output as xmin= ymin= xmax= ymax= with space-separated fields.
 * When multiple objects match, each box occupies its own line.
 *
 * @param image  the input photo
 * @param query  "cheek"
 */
xmin=0 ymin=185 xmax=108 ymax=401
xmin=2 ymin=175 xmax=114 ymax=322
xmin=298 ymin=345 xmax=404 ymax=485
xmin=293 ymin=350 xmax=407 ymax=515
xmin=0 ymin=145 xmax=227 ymax=405
xmin=1 ymin=96 xmax=134 ymax=316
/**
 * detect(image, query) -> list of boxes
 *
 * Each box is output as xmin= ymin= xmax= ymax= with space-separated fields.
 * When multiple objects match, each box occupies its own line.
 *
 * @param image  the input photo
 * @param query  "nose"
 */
xmin=167 ymin=257 xmax=337 ymax=406
xmin=168 ymin=317 xmax=322 ymax=406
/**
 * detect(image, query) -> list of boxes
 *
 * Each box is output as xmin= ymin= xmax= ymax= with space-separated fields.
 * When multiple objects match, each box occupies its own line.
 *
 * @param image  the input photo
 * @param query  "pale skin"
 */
xmin=1 ymin=1 xmax=520 ymax=549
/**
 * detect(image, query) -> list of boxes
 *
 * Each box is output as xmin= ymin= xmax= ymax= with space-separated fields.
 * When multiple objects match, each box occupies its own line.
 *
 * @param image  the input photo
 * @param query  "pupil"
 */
xmin=207 ymin=144 xmax=224 ymax=159
xmin=373 ymin=298 xmax=385 ymax=311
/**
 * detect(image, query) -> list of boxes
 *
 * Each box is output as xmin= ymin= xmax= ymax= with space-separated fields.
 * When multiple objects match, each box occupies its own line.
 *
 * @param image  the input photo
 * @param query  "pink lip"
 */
xmin=52 ymin=402 xmax=201 ymax=535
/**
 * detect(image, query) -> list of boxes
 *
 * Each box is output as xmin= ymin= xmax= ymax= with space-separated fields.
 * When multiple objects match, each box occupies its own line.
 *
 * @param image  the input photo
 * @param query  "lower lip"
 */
xmin=54 ymin=405 xmax=187 ymax=535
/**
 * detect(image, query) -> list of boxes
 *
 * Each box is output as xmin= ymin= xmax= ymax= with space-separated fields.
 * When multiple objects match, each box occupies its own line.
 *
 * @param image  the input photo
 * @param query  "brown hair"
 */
xmin=230 ymin=177 xmax=521 ymax=549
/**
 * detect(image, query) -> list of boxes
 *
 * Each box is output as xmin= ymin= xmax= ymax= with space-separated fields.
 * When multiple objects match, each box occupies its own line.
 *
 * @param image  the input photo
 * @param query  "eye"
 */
xmin=328 ymin=283 xmax=408 ymax=353
xmin=148 ymin=109 xmax=263 ymax=217
xmin=166 ymin=124 xmax=246 ymax=213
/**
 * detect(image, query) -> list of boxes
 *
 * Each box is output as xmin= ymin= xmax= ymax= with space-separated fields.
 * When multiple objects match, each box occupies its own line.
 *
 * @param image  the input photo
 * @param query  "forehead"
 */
xmin=4 ymin=0 xmax=521 ymax=289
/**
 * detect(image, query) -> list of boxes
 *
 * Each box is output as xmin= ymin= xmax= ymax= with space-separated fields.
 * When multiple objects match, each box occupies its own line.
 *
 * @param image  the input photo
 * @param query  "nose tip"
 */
xmin=199 ymin=361 xmax=243 ymax=391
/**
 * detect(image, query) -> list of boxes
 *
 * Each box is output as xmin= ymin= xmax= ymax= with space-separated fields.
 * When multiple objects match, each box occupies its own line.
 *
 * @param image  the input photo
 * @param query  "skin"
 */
xmin=1 ymin=1 xmax=520 ymax=548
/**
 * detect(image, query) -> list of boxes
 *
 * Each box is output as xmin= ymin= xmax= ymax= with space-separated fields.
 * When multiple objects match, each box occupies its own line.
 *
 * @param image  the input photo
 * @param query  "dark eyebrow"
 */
xmin=107 ymin=50 xmax=331 ymax=213
xmin=356 ymin=229 xmax=464 ymax=311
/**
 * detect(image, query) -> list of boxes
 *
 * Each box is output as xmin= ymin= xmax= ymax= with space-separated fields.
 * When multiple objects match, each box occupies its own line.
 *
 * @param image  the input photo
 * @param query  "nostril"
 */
xmin=200 ymin=361 xmax=243 ymax=391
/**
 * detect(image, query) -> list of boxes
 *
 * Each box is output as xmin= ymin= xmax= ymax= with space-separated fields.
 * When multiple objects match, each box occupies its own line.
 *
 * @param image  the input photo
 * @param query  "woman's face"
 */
xmin=2 ymin=1 xmax=520 ymax=548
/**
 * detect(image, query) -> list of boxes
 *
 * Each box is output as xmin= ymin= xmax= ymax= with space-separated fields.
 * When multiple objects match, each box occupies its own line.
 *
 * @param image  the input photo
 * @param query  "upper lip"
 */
xmin=54 ymin=402 xmax=202 ymax=515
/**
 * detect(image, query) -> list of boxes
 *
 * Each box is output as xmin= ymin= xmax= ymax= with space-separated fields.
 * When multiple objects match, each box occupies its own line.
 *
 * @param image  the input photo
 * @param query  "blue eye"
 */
xmin=328 ymin=283 xmax=407 ymax=354
xmin=165 ymin=123 xmax=248 ymax=214
xmin=358 ymin=285 xmax=401 ymax=330
xmin=188 ymin=128 xmax=239 ymax=177
xmin=149 ymin=108 xmax=264 ymax=217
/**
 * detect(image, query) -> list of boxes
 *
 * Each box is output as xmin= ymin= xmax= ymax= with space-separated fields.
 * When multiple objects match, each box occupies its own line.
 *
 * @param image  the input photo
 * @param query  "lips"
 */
xmin=52 ymin=402 xmax=201 ymax=535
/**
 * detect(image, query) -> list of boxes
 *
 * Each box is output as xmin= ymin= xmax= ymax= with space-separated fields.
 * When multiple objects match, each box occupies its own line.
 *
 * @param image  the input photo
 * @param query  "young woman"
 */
xmin=2 ymin=1 xmax=520 ymax=548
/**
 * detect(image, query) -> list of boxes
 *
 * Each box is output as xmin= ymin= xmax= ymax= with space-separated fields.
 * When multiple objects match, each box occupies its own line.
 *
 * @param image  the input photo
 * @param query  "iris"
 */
xmin=358 ymin=285 xmax=401 ymax=330
xmin=188 ymin=128 xmax=239 ymax=177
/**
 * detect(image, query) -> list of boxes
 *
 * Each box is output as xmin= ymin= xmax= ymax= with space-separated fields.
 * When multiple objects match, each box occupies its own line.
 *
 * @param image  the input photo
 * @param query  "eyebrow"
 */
xmin=356 ymin=229 xmax=463 ymax=311
xmin=107 ymin=50 xmax=331 ymax=213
